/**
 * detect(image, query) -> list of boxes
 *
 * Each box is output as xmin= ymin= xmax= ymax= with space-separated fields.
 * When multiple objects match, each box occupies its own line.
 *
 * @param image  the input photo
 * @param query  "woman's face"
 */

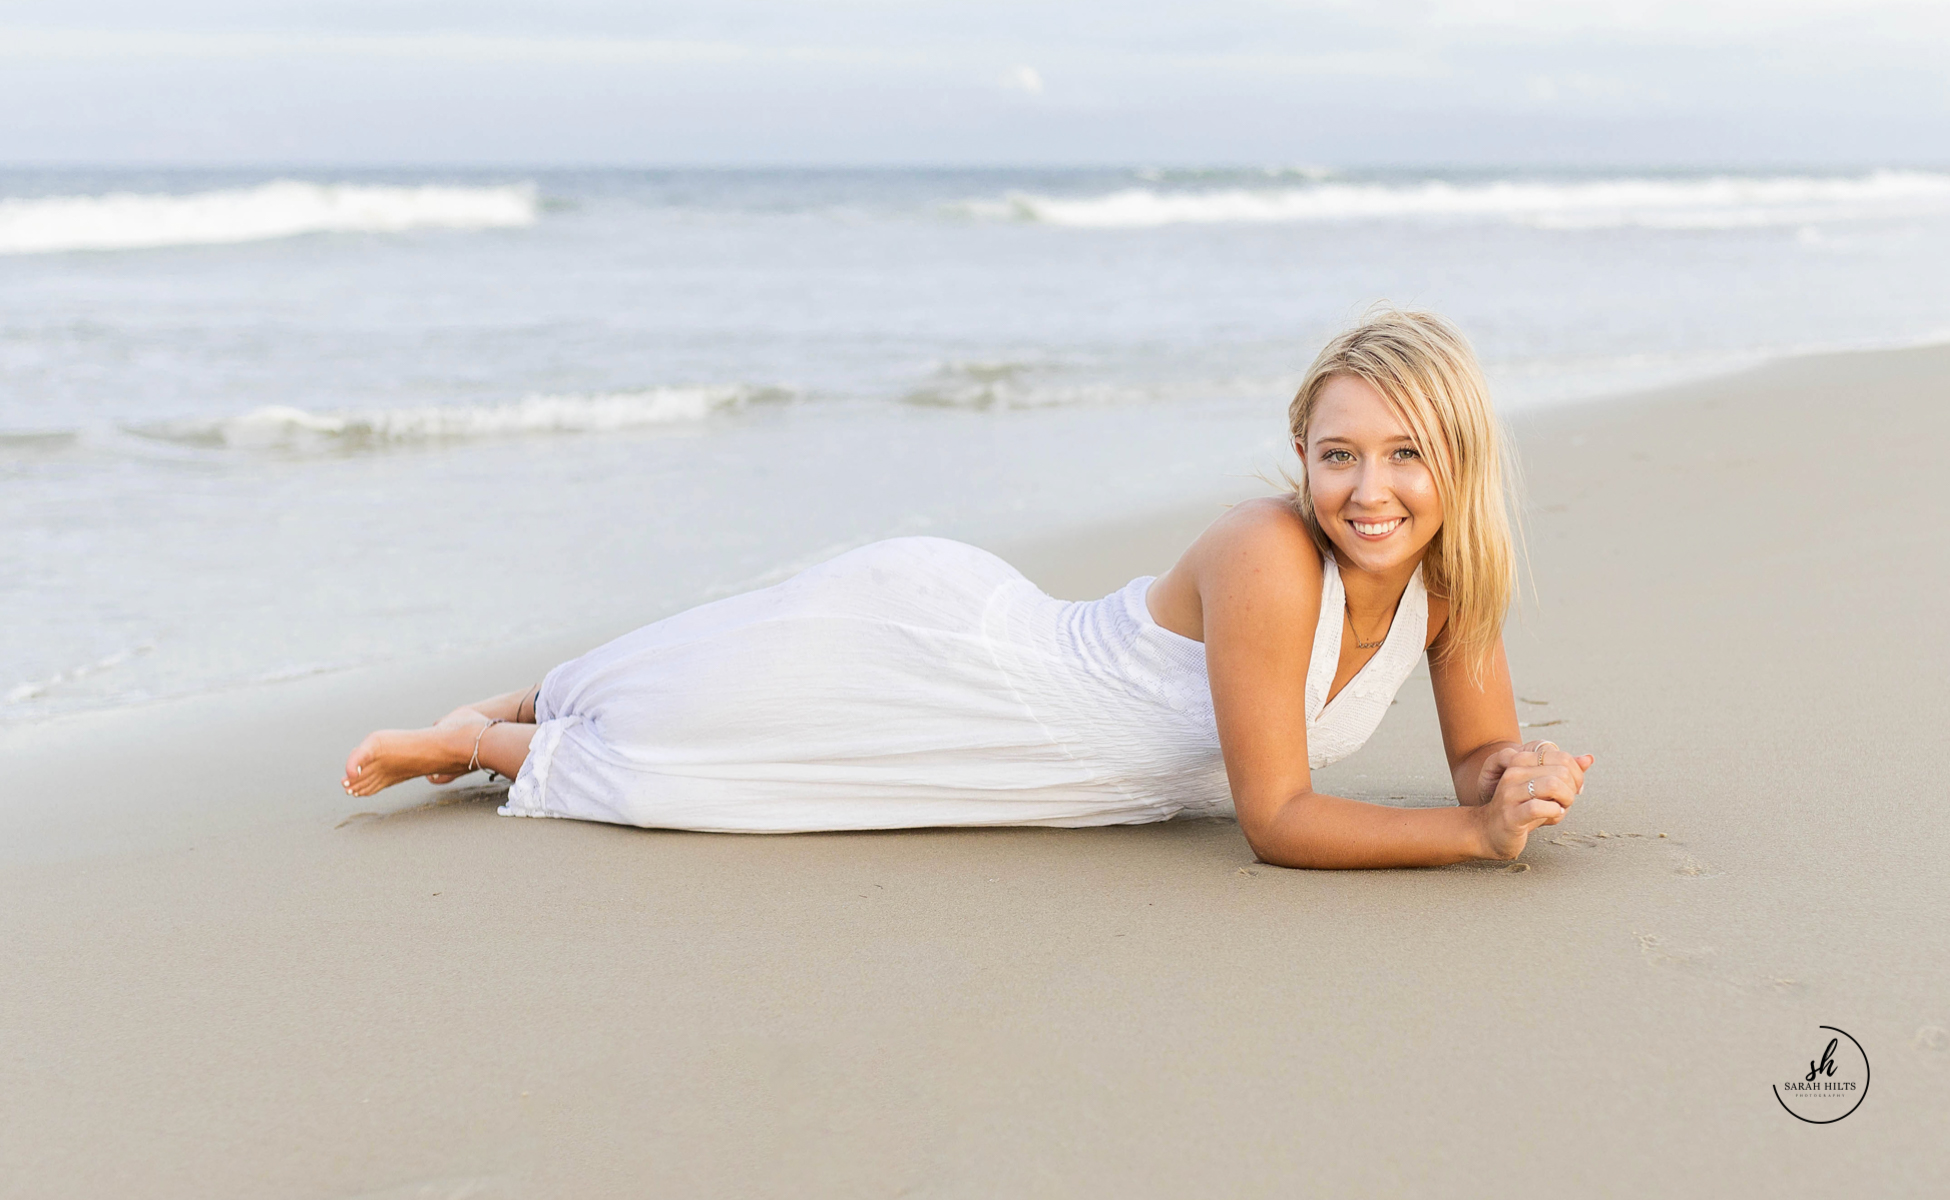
xmin=1302 ymin=374 xmax=1443 ymax=578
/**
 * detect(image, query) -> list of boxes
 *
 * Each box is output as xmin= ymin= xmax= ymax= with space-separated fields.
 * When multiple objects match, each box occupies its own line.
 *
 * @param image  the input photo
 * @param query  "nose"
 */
xmin=1350 ymin=458 xmax=1391 ymax=508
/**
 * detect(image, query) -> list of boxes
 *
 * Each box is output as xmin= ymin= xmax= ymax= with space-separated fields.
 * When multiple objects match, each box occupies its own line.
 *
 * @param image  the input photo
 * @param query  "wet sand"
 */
xmin=4 ymin=345 xmax=1948 ymax=1196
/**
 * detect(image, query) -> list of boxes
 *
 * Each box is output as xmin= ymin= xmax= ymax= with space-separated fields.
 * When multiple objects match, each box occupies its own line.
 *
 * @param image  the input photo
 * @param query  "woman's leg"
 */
xmin=420 ymin=684 xmax=542 ymax=782
xmin=474 ymin=720 xmax=538 ymax=779
xmin=341 ymin=685 xmax=542 ymax=798
xmin=440 ymin=683 xmax=541 ymax=726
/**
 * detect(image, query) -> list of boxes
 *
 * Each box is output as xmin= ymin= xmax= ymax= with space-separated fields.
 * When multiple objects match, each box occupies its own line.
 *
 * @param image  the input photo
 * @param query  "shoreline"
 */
xmin=6 ymin=340 xmax=1948 ymax=1194
xmin=5 ymin=328 xmax=1945 ymax=734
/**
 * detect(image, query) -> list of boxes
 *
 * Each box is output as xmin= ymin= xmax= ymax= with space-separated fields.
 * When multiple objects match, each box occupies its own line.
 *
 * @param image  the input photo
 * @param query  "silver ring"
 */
xmin=1527 ymin=780 xmax=1536 ymax=798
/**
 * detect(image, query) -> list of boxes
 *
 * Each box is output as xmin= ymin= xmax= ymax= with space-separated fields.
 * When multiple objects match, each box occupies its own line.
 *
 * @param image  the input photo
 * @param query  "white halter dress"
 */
xmin=501 ymin=537 xmax=1427 ymax=832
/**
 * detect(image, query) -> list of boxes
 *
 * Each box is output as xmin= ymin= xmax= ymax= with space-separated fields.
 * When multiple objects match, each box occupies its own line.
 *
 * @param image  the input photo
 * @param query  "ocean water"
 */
xmin=6 ymin=165 xmax=1950 ymax=724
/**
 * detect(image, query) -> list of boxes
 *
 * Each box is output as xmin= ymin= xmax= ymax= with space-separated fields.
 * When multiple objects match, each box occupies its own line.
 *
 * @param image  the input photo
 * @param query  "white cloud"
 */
xmin=1001 ymin=64 xmax=1045 ymax=94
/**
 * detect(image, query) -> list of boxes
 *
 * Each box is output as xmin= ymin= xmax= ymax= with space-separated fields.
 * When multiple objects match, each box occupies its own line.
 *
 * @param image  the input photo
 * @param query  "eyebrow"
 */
xmin=1313 ymin=434 xmax=1416 ymax=446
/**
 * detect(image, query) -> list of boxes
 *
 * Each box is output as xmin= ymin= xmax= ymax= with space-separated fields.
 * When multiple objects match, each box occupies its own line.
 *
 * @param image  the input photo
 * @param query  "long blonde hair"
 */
xmin=1287 ymin=309 xmax=1516 ymax=676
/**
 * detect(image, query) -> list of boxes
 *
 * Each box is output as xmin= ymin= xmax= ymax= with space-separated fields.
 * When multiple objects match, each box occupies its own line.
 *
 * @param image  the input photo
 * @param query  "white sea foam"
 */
xmin=901 ymin=361 xmax=1150 ymax=410
xmin=0 ymin=180 xmax=539 ymax=254
xmin=973 ymin=171 xmax=1950 ymax=230
xmin=4 ymin=644 xmax=153 ymax=705
xmin=171 ymin=386 xmax=770 ymax=449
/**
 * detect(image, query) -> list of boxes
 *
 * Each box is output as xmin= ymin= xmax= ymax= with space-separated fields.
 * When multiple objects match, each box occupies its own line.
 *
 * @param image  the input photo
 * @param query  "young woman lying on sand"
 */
xmin=344 ymin=310 xmax=1593 ymax=869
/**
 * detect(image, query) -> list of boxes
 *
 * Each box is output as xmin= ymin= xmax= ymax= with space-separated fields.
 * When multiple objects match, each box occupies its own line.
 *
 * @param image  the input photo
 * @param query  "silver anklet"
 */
xmin=468 ymin=718 xmax=506 ymax=775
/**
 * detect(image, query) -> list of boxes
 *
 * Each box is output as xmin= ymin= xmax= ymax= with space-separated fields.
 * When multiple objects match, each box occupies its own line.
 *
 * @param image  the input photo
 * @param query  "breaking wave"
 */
xmin=0 ymin=180 xmax=539 ymax=254
xmin=969 ymin=170 xmax=1950 ymax=230
xmin=136 ymin=386 xmax=777 ymax=450
xmin=900 ymin=361 xmax=1151 ymax=409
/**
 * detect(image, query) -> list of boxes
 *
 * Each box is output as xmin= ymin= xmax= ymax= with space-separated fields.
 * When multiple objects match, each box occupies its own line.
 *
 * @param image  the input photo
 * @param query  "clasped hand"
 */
xmin=1473 ymin=740 xmax=1595 ymax=860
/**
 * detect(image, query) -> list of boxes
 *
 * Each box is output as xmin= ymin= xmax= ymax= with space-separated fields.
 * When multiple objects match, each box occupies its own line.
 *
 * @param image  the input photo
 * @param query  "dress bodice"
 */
xmin=1121 ymin=553 xmax=1428 ymax=773
xmin=1303 ymin=556 xmax=1429 ymax=768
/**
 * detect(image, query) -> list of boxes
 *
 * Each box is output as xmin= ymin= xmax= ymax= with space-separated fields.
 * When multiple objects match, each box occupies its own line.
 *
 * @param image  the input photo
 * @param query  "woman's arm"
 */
xmin=1178 ymin=501 xmax=1584 ymax=868
xmin=1234 ymin=790 xmax=1495 ymax=868
xmin=1429 ymin=629 xmax=1594 ymax=816
xmin=1430 ymin=633 xmax=1521 ymax=806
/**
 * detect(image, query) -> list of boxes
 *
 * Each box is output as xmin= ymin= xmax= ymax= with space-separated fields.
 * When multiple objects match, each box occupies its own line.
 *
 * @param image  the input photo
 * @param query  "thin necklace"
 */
xmin=1348 ymin=602 xmax=1391 ymax=650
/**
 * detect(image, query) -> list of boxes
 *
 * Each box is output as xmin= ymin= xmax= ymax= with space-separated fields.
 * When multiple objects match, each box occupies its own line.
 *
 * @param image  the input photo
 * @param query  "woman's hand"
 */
xmin=1474 ymin=739 xmax=1588 ymax=805
xmin=1471 ymin=743 xmax=1595 ymax=860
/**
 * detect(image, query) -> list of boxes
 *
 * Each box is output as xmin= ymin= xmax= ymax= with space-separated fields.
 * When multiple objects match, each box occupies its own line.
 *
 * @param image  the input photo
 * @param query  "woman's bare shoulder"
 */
xmin=1149 ymin=496 xmax=1325 ymax=640
xmin=1193 ymin=495 xmax=1318 ymax=558
xmin=1189 ymin=496 xmax=1325 ymax=577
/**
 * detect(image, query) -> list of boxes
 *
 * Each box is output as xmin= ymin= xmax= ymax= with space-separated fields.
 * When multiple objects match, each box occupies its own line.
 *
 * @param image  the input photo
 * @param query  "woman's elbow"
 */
xmin=1236 ymin=796 xmax=1326 ymax=869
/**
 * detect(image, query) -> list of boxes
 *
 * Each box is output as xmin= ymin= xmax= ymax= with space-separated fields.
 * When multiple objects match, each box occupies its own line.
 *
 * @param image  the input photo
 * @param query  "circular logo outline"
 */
xmin=1774 ymin=1025 xmax=1870 ymax=1124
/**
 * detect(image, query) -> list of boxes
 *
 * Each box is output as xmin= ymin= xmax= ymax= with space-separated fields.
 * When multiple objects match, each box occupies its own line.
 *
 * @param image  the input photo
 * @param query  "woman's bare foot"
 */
xmin=342 ymin=710 xmax=488 ymax=797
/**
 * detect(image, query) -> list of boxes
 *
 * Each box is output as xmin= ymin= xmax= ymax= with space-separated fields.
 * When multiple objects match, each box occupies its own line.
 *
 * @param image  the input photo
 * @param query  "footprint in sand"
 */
xmin=1634 ymin=932 xmax=1809 ymax=995
xmin=1671 ymin=851 xmax=1718 ymax=876
xmin=1633 ymin=931 xmax=1716 ymax=971
xmin=1548 ymin=832 xmax=1716 ymax=878
xmin=1551 ymin=830 xmax=1655 ymax=846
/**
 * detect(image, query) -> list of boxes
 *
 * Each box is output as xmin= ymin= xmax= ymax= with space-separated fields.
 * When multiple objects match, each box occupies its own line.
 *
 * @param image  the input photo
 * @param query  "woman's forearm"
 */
xmin=1242 ymin=791 xmax=1490 ymax=869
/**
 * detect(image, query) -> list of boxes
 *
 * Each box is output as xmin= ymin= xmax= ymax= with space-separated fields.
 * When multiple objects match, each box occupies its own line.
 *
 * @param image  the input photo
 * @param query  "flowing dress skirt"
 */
xmin=500 ymin=537 xmax=1233 ymax=832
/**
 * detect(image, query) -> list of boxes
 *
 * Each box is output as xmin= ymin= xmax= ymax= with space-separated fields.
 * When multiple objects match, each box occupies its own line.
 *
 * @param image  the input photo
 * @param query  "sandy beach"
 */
xmin=4 ymin=343 xmax=1948 ymax=1196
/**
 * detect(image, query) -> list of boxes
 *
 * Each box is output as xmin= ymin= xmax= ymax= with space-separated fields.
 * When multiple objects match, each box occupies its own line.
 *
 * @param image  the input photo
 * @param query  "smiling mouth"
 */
xmin=1349 ymin=517 xmax=1404 ymax=539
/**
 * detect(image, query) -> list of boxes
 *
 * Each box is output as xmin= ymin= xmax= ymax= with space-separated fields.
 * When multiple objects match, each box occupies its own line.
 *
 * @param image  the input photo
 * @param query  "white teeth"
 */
xmin=1352 ymin=519 xmax=1402 ymax=536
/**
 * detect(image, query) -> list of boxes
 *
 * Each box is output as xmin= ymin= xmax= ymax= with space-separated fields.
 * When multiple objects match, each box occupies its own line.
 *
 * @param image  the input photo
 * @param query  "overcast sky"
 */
xmin=3 ymin=1 xmax=1947 ymax=166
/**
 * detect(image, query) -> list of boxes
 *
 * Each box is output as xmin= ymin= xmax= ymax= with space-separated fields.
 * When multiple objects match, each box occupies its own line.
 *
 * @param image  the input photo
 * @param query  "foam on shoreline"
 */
xmin=0 ymin=180 xmax=538 ymax=253
xmin=970 ymin=170 xmax=1950 ymax=229
xmin=143 ymin=385 xmax=776 ymax=449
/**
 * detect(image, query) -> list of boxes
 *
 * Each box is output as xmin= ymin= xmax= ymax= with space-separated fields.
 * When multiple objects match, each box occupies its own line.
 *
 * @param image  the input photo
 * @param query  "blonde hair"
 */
xmin=1287 ymin=309 xmax=1516 ymax=676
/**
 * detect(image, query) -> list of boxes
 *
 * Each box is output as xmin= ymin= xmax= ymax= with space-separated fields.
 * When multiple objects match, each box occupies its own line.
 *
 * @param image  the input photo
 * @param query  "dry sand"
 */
xmin=4 ymin=345 xmax=1948 ymax=1197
